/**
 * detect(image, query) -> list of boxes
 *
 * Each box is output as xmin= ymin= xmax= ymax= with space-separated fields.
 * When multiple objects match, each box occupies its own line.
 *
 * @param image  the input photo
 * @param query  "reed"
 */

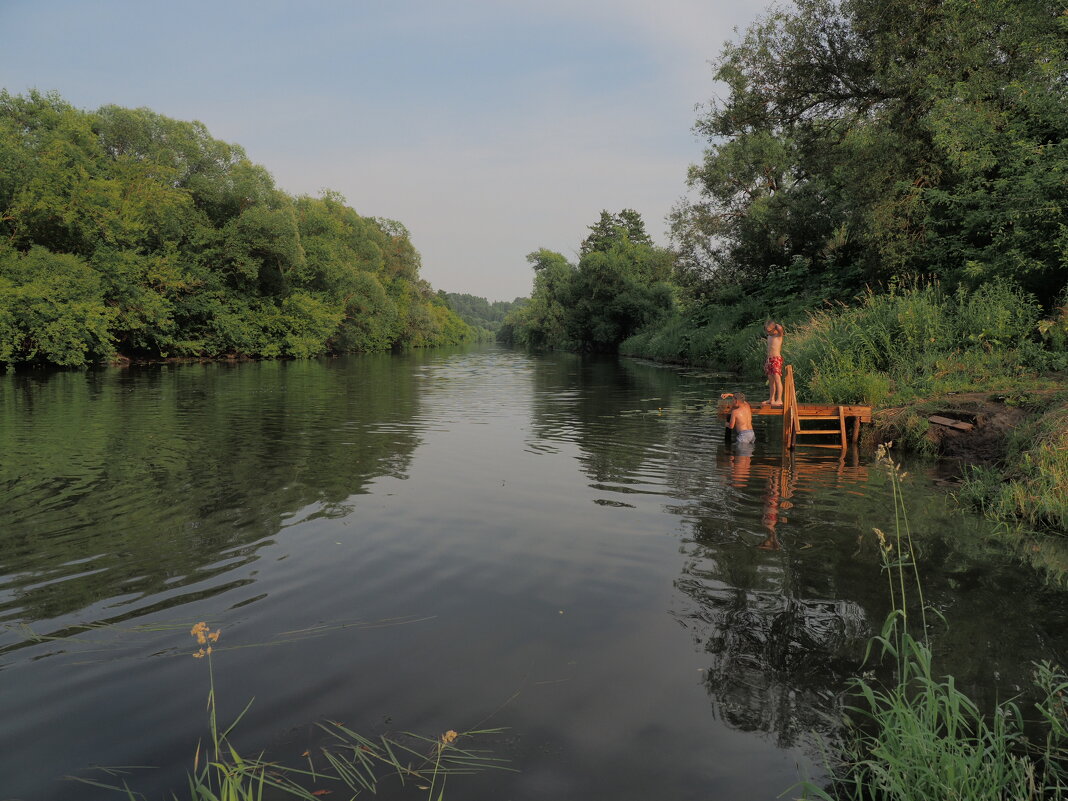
xmin=76 ymin=623 xmax=508 ymax=800
xmin=799 ymin=447 xmax=1068 ymax=800
xmin=788 ymin=279 xmax=1046 ymax=406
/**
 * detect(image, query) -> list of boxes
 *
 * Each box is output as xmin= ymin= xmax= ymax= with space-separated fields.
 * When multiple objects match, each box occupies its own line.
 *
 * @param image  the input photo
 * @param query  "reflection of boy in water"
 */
xmin=758 ymin=475 xmax=782 ymax=550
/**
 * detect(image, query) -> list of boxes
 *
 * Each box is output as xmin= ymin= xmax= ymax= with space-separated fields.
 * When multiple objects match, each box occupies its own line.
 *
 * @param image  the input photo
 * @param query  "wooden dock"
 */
xmin=720 ymin=365 xmax=872 ymax=449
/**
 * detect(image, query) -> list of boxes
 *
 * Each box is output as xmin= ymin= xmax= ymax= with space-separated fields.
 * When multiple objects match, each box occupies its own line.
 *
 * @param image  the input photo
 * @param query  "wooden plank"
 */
xmin=929 ymin=415 xmax=975 ymax=431
xmin=784 ymin=365 xmax=797 ymax=449
xmin=745 ymin=404 xmax=872 ymax=419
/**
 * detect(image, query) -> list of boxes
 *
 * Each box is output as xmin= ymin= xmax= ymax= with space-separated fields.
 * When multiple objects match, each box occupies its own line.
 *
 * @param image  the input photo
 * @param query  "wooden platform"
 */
xmin=746 ymin=402 xmax=872 ymax=422
xmin=719 ymin=365 xmax=872 ymax=449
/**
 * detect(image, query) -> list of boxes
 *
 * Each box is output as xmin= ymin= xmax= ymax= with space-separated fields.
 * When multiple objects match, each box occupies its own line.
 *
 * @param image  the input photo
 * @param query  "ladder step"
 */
xmin=797 ymin=429 xmax=842 ymax=435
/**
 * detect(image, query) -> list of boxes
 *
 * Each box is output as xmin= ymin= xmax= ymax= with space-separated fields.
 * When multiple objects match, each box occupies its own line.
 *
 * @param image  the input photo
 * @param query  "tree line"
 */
xmin=0 ymin=91 xmax=473 ymax=368
xmin=503 ymin=0 xmax=1067 ymax=367
xmin=498 ymin=209 xmax=677 ymax=351
xmin=439 ymin=292 xmax=526 ymax=335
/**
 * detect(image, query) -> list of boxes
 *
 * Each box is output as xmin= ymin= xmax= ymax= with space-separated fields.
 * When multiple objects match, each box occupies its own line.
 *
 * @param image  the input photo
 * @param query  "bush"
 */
xmin=0 ymin=245 xmax=116 ymax=366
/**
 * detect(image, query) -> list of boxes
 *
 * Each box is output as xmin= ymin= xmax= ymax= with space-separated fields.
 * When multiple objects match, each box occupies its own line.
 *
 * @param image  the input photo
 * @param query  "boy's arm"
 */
xmin=728 ymin=408 xmax=738 ymax=429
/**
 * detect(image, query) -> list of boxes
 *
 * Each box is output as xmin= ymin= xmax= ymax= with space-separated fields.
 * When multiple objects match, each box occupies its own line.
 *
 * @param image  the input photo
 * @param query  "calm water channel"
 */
xmin=2 ymin=345 xmax=1068 ymax=800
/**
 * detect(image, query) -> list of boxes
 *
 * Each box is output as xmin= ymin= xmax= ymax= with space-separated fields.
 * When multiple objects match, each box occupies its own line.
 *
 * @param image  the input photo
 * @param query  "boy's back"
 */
xmin=729 ymin=399 xmax=753 ymax=431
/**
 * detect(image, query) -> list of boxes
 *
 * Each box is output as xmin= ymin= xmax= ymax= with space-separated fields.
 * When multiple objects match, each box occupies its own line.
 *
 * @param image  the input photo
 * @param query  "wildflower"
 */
xmin=191 ymin=622 xmax=209 ymax=644
xmin=873 ymin=528 xmax=893 ymax=554
xmin=441 ymin=730 xmax=458 ymax=745
xmin=190 ymin=622 xmax=221 ymax=656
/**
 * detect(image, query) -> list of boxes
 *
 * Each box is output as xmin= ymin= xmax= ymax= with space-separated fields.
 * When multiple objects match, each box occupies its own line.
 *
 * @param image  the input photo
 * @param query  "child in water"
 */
xmin=724 ymin=392 xmax=755 ymax=447
xmin=763 ymin=321 xmax=785 ymax=407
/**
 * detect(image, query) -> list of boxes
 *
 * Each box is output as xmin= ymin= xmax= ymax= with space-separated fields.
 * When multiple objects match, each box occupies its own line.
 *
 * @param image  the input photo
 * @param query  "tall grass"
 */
xmin=622 ymin=279 xmax=1063 ymax=408
xmin=800 ymin=448 xmax=1068 ymax=800
xmin=789 ymin=279 xmax=1045 ymax=406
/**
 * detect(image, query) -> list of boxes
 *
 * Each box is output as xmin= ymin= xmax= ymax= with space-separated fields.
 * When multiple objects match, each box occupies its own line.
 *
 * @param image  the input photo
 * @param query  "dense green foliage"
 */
xmin=440 ymin=291 xmax=526 ymax=335
xmin=498 ymin=210 xmax=675 ymax=351
xmin=0 ymin=91 xmax=472 ymax=367
xmin=670 ymin=0 xmax=1068 ymax=309
xmin=515 ymin=2 xmax=1067 ymax=388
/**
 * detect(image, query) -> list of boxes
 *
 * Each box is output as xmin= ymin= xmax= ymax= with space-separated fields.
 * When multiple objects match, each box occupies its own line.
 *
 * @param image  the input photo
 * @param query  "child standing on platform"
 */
xmin=763 ymin=321 xmax=784 ymax=407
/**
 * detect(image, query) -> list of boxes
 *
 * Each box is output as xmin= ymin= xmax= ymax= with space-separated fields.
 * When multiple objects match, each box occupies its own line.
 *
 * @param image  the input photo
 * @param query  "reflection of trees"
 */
xmin=526 ymin=353 xmax=1068 ymax=751
xmin=525 ymin=355 xmax=880 ymax=750
xmin=527 ymin=354 xmax=707 ymax=486
xmin=0 ymin=355 xmax=425 ymax=640
xmin=675 ymin=451 xmax=876 ymax=748
xmin=680 ymin=578 xmax=867 ymax=747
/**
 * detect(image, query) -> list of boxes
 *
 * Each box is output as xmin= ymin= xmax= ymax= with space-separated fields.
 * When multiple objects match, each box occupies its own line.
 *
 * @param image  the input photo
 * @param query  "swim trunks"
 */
xmin=764 ymin=355 xmax=783 ymax=377
xmin=736 ymin=429 xmax=756 ymax=445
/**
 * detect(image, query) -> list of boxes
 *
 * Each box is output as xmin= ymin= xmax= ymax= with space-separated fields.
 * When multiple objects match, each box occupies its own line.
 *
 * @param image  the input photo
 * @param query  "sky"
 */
xmin=1 ymin=0 xmax=769 ymax=301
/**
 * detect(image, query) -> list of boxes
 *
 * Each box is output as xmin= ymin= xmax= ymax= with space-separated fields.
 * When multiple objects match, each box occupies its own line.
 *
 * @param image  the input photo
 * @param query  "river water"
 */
xmin=2 ymin=345 xmax=1067 ymax=800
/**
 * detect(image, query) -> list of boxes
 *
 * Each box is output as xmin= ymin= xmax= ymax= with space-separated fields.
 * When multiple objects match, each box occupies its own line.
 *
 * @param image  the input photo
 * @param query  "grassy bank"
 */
xmin=622 ymin=281 xmax=1068 ymax=534
xmin=957 ymin=397 xmax=1068 ymax=534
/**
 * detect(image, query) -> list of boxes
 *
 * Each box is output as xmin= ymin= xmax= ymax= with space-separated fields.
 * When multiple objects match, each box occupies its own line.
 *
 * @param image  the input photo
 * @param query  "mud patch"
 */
xmin=930 ymin=403 xmax=1027 ymax=463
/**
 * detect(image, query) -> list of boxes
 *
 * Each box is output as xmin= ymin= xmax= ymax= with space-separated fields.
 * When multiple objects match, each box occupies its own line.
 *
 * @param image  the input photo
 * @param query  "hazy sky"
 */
xmin=2 ymin=0 xmax=768 ymax=301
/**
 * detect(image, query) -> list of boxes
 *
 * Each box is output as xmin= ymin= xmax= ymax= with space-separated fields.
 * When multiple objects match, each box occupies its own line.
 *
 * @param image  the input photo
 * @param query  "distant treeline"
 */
xmin=440 ymin=292 xmax=526 ymax=334
xmin=504 ymin=0 xmax=1067 ymax=381
xmin=0 ymin=91 xmax=473 ymax=368
xmin=498 ymin=209 xmax=676 ymax=352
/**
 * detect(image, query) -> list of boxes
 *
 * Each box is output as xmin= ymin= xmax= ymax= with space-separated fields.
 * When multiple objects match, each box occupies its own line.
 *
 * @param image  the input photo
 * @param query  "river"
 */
xmin=2 ymin=345 xmax=1067 ymax=800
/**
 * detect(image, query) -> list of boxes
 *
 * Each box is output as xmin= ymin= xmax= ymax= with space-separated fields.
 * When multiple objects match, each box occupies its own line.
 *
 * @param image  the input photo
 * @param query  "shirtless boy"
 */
xmin=726 ymin=392 xmax=755 ymax=446
xmin=763 ymin=321 xmax=784 ymax=407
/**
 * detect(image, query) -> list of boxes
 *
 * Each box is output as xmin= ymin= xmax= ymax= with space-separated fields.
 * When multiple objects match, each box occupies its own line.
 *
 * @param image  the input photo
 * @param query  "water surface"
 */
xmin=2 ymin=346 xmax=1066 ymax=800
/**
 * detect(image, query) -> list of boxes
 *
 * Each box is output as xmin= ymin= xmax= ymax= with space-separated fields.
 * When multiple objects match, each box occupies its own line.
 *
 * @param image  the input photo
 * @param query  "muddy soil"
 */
xmin=876 ymin=393 xmax=1031 ymax=467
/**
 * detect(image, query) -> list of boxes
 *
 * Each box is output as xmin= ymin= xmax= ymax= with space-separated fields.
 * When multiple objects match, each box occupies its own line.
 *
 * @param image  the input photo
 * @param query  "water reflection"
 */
xmin=0 ymin=356 xmax=427 ymax=653
xmin=680 ymin=448 xmax=873 ymax=749
xmin=2 ymin=348 xmax=1067 ymax=801
xmin=523 ymin=353 xmax=1068 ymax=753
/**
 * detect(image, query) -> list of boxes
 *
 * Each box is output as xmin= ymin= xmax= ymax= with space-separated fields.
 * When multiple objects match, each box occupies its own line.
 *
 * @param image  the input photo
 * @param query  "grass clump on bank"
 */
xmin=802 ymin=451 xmax=1068 ymax=800
xmin=959 ymin=396 xmax=1068 ymax=533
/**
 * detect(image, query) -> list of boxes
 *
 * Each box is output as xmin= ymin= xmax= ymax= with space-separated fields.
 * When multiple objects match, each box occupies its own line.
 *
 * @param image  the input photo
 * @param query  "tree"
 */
xmin=0 ymin=92 xmax=472 ymax=367
xmin=580 ymin=209 xmax=654 ymax=255
xmin=505 ymin=210 xmax=675 ymax=352
xmin=672 ymin=0 xmax=1068 ymax=307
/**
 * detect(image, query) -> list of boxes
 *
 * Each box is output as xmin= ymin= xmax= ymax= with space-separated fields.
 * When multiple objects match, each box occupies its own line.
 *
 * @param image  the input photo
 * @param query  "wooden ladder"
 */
xmin=781 ymin=365 xmax=848 ymax=450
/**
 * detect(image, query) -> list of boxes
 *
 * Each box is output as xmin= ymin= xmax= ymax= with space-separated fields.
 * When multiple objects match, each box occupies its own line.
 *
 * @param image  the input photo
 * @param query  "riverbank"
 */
xmin=619 ymin=281 xmax=1068 ymax=536
xmin=870 ymin=388 xmax=1068 ymax=535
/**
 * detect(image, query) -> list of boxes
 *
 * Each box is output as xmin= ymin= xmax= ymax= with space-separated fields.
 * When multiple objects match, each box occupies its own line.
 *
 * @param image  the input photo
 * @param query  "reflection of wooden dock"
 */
xmin=721 ymin=365 xmax=872 ymax=450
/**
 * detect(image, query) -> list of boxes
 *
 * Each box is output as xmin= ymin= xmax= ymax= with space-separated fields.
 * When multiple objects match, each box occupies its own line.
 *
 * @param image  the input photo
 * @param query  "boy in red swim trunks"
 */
xmin=763 ymin=321 xmax=784 ymax=406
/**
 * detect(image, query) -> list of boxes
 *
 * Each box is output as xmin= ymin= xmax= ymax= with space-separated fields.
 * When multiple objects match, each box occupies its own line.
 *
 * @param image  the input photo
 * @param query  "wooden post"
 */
xmin=782 ymin=365 xmax=796 ymax=450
